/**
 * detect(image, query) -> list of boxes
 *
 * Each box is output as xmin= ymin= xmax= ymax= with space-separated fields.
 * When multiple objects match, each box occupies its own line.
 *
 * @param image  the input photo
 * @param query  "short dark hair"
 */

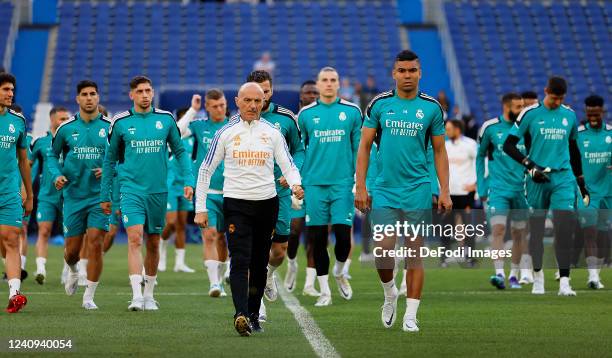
xmin=0 ymin=72 xmax=16 ymax=87
xmin=205 ymin=88 xmax=225 ymax=101
xmin=546 ymin=76 xmax=567 ymax=96
xmin=129 ymin=75 xmax=152 ymax=89
xmin=246 ymin=70 xmax=273 ymax=85
xmin=49 ymin=106 xmax=69 ymax=117
xmin=502 ymin=92 xmax=522 ymax=105
xmin=300 ymin=80 xmax=316 ymax=88
xmin=584 ymin=94 xmax=604 ymax=108
xmin=76 ymin=80 xmax=98 ymax=94
xmin=520 ymin=91 xmax=538 ymax=100
xmin=448 ymin=119 xmax=465 ymax=133
xmin=395 ymin=50 xmax=419 ymax=62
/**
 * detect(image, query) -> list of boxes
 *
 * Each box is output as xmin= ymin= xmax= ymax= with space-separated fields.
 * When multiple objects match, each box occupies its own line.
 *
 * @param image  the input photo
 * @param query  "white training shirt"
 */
xmin=195 ymin=116 xmax=301 ymax=212
xmin=445 ymin=135 xmax=477 ymax=195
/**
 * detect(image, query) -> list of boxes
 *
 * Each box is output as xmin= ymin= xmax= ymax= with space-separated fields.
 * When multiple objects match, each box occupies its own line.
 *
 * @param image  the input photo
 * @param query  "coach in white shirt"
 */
xmin=442 ymin=119 xmax=477 ymax=266
xmin=194 ymin=82 xmax=304 ymax=336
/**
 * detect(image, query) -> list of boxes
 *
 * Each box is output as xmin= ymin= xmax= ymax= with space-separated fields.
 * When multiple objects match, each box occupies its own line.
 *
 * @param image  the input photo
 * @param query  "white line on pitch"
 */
xmin=277 ymin=284 xmax=340 ymax=358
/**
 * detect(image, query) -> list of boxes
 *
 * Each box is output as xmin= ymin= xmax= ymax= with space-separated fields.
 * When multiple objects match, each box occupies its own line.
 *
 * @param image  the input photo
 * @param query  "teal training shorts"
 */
xmin=36 ymin=199 xmax=62 ymax=223
xmin=120 ymin=192 xmax=167 ymax=235
xmin=63 ymin=196 xmax=109 ymax=237
xmin=304 ymin=184 xmax=354 ymax=227
xmin=0 ymin=192 xmax=23 ymax=228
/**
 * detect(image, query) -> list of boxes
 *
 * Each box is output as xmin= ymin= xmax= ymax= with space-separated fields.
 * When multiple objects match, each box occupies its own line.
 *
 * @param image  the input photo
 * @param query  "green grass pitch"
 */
xmin=3 ymin=245 xmax=611 ymax=357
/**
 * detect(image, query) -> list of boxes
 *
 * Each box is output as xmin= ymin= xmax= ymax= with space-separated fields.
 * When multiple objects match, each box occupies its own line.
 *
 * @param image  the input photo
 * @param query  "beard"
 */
xmin=508 ymin=110 xmax=519 ymax=122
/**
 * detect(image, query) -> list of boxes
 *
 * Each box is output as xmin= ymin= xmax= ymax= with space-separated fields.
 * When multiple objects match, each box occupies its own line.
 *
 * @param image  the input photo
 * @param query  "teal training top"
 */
xmin=48 ymin=113 xmax=111 ymax=200
xmin=363 ymin=90 xmax=446 ymax=188
xmin=298 ymin=97 xmax=362 ymax=186
xmin=101 ymin=107 xmax=193 ymax=202
xmin=577 ymin=122 xmax=612 ymax=198
xmin=477 ymin=115 xmax=527 ymax=197
xmin=509 ymin=102 xmax=578 ymax=170
xmin=31 ymin=132 xmax=62 ymax=202
xmin=0 ymin=108 xmax=28 ymax=194
xmin=190 ymin=117 xmax=229 ymax=191
xmin=262 ymin=102 xmax=304 ymax=197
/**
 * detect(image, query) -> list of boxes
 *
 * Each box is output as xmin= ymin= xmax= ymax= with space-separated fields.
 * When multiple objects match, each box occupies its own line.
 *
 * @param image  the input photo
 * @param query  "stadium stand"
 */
xmin=0 ymin=1 xmax=14 ymax=65
xmin=445 ymin=0 xmax=612 ymax=122
xmin=50 ymin=1 xmax=403 ymax=112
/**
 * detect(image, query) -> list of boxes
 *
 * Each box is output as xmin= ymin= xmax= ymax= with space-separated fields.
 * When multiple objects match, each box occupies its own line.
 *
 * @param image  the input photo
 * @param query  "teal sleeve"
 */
xmin=569 ymin=114 xmax=578 ymax=140
xmin=47 ymin=131 xmax=64 ymax=182
xmin=30 ymin=158 xmax=40 ymax=184
xmin=509 ymin=114 xmax=531 ymax=139
xmin=431 ymin=107 xmax=446 ymax=136
xmin=363 ymin=102 xmax=379 ymax=129
xmin=351 ymin=110 xmax=362 ymax=166
xmin=290 ymin=122 xmax=305 ymax=171
xmin=427 ymin=146 xmax=439 ymax=196
xmin=298 ymin=113 xmax=308 ymax=150
xmin=476 ymin=130 xmax=490 ymax=198
xmin=101 ymin=127 xmax=119 ymax=203
xmin=17 ymin=129 xmax=27 ymax=149
xmin=29 ymin=140 xmax=40 ymax=183
xmin=168 ymin=123 xmax=194 ymax=187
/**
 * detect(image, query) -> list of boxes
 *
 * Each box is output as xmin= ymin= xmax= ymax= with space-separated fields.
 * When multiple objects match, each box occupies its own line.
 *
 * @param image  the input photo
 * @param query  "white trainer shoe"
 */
xmin=334 ymin=274 xmax=353 ymax=300
xmin=82 ymin=301 xmax=98 ymax=310
xmin=303 ymin=285 xmax=321 ymax=297
xmin=519 ymin=269 xmax=534 ymax=284
xmin=128 ymin=297 xmax=145 ymax=311
xmin=209 ymin=283 xmax=221 ymax=297
xmin=381 ymin=288 xmax=399 ymax=328
xmin=173 ymin=263 xmax=195 ymax=273
xmin=284 ymin=263 xmax=298 ymax=292
xmin=531 ymin=271 xmax=545 ymax=295
xmin=264 ymin=272 xmax=278 ymax=302
xmin=314 ymin=293 xmax=332 ymax=307
xmin=65 ymin=272 xmax=79 ymax=296
xmin=144 ymin=297 xmax=160 ymax=310
xmin=259 ymin=299 xmax=267 ymax=322
xmin=402 ymin=315 xmax=420 ymax=332
xmin=219 ymin=283 xmax=227 ymax=297
xmin=558 ymin=277 xmax=576 ymax=296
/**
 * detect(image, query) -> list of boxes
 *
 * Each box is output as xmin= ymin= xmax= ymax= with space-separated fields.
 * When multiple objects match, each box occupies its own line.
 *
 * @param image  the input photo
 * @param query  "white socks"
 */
xmin=8 ymin=278 xmax=20 ymax=298
xmin=288 ymin=258 xmax=297 ymax=269
xmin=333 ymin=261 xmax=346 ymax=277
xmin=586 ymin=256 xmax=599 ymax=280
xmin=520 ymin=254 xmax=532 ymax=269
xmin=36 ymin=257 xmax=47 ymax=273
xmin=405 ymin=298 xmax=420 ymax=320
xmin=68 ymin=261 xmax=78 ymax=273
xmin=205 ymin=260 xmax=220 ymax=285
xmin=305 ymin=267 xmax=317 ymax=287
xmin=218 ymin=261 xmax=227 ymax=283
xmin=317 ymin=275 xmax=331 ymax=296
xmin=129 ymin=274 xmax=143 ymax=300
xmin=495 ymin=268 xmax=505 ymax=277
xmin=381 ymin=279 xmax=397 ymax=299
xmin=83 ymin=280 xmax=98 ymax=303
xmin=510 ymin=263 xmax=520 ymax=278
xmin=78 ymin=259 xmax=88 ymax=276
xmin=343 ymin=259 xmax=352 ymax=276
xmin=143 ymin=275 xmax=156 ymax=298
xmin=20 ymin=255 xmax=26 ymax=270
xmin=267 ymin=263 xmax=279 ymax=279
xmin=175 ymin=248 xmax=186 ymax=266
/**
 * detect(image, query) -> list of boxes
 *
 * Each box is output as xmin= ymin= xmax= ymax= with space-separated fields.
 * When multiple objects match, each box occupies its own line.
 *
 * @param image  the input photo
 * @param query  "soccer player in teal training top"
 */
xmin=504 ymin=76 xmax=589 ymax=296
xmin=100 ymin=76 xmax=194 ymax=311
xmin=247 ymin=70 xmax=305 ymax=314
xmin=0 ymin=73 xmax=34 ymax=313
xmin=48 ymin=80 xmax=111 ymax=310
xmin=30 ymin=106 xmax=69 ymax=285
xmin=576 ymin=95 xmax=610 ymax=289
xmin=298 ymin=66 xmax=362 ymax=307
xmin=355 ymin=50 xmax=452 ymax=333
xmin=476 ymin=93 xmax=532 ymax=290
xmin=177 ymin=90 xmax=230 ymax=297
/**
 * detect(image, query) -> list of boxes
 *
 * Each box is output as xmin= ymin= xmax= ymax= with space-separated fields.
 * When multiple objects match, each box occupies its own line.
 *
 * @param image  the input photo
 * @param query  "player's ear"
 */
xmin=129 ymin=90 xmax=134 ymax=101
xmin=235 ymin=97 xmax=240 ymax=107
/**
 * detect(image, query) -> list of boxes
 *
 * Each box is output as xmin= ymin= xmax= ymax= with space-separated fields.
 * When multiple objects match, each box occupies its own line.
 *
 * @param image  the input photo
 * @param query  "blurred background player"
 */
xmin=355 ymin=50 xmax=451 ymax=332
xmin=30 ymin=106 xmax=69 ymax=284
xmin=176 ymin=90 xmax=230 ymax=297
xmin=521 ymin=91 xmax=539 ymax=107
xmin=576 ymin=95 xmax=610 ymax=289
xmin=246 ymin=70 xmax=304 ymax=319
xmin=442 ymin=119 xmax=477 ymax=267
xmin=504 ymin=76 xmax=589 ymax=296
xmin=158 ymin=107 xmax=195 ymax=274
xmin=101 ymin=76 xmax=193 ymax=311
xmin=285 ymin=79 xmax=321 ymax=296
xmin=477 ymin=93 xmax=531 ymax=290
xmin=48 ymin=80 xmax=110 ymax=309
xmin=298 ymin=67 xmax=362 ymax=307
xmin=0 ymin=73 xmax=33 ymax=313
